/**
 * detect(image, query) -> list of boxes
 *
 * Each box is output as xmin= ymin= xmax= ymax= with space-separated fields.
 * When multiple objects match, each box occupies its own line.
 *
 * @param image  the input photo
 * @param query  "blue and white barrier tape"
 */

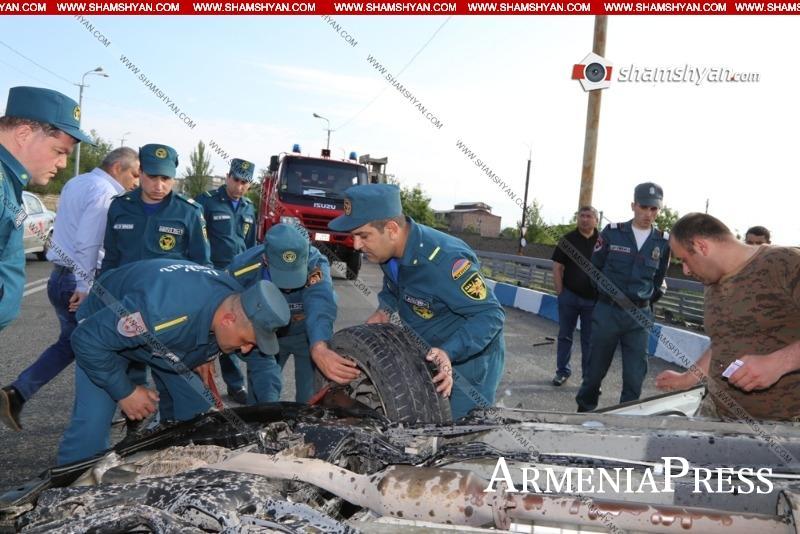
xmin=487 ymin=280 xmax=709 ymax=367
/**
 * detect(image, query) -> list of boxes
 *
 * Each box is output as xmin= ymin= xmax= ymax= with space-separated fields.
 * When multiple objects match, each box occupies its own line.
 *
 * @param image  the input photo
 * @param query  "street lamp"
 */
xmin=74 ymin=66 xmax=109 ymax=176
xmin=312 ymin=112 xmax=333 ymax=151
xmin=120 ymin=131 xmax=131 ymax=147
xmin=518 ymin=143 xmax=532 ymax=254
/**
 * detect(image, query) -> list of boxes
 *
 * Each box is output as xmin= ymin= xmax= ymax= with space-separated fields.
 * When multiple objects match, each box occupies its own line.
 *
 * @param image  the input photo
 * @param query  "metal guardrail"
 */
xmin=476 ymin=250 xmax=706 ymax=326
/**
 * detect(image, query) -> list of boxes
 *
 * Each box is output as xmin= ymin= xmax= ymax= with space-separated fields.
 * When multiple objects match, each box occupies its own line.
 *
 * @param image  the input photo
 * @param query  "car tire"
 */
xmin=320 ymin=323 xmax=452 ymax=424
xmin=345 ymin=251 xmax=361 ymax=280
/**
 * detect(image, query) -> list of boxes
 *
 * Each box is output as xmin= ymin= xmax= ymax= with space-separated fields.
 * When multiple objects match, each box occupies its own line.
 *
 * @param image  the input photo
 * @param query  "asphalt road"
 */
xmin=0 ymin=258 xmax=680 ymax=493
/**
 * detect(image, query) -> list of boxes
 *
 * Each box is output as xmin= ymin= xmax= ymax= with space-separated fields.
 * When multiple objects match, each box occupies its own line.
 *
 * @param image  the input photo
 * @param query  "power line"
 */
xmin=0 ymin=40 xmax=74 ymax=86
xmin=335 ymin=16 xmax=452 ymax=131
xmin=0 ymin=57 xmax=53 ymax=87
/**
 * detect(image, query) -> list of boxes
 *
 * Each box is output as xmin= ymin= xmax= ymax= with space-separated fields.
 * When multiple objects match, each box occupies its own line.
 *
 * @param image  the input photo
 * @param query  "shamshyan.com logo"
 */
xmin=571 ymin=52 xmax=760 ymax=91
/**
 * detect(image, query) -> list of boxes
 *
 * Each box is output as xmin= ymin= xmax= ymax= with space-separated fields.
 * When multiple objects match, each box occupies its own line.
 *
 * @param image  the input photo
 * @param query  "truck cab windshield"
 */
xmin=279 ymin=158 xmax=368 ymax=201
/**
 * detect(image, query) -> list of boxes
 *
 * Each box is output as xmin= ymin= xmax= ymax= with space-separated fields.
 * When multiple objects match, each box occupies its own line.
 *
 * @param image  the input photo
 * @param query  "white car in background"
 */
xmin=21 ymin=191 xmax=55 ymax=261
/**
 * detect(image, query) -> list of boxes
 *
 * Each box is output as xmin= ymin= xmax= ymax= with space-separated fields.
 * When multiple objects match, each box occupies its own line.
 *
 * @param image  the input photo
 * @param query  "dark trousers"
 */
xmin=555 ymin=288 xmax=595 ymax=379
xmin=13 ymin=267 xmax=77 ymax=400
xmin=575 ymin=300 xmax=652 ymax=411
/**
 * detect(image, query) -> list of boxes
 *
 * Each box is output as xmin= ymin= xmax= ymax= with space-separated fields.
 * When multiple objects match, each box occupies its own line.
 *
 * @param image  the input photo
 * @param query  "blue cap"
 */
xmin=5 ymin=86 xmax=94 ymax=144
xmin=265 ymin=224 xmax=309 ymax=289
xmin=634 ymin=182 xmax=664 ymax=208
xmin=139 ymin=144 xmax=179 ymax=178
xmin=230 ymin=158 xmax=255 ymax=182
xmin=241 ymin=280 xmax=290 ymax=355
xmin=328 ymin=184 xmax=402 ymax=232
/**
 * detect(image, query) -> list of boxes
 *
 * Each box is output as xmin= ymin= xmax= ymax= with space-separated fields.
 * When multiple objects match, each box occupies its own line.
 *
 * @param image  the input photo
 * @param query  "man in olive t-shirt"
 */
xmin=655 ymin=213 xmax=800 ymax=421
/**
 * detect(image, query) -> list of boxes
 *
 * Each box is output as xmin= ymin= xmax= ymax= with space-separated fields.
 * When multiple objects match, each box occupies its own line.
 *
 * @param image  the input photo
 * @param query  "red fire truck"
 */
xmin=258 ymin=145 xmax=371 ymax=279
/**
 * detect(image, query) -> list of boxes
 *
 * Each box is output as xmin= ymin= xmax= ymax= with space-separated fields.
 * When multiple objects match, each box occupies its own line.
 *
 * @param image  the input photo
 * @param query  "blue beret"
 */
xmin=328 ymin=184 xmax=403 ymax=232
xmin=634 ymin=182 xmax=664 ymax=208
xmin=264 ymin=224 xmax=309 ymax=289
xmin=230 ymin=158 xmax=255 ymax=182
xmin=5 ymin=86 xmax=93 ymax=144
xmin=139 ymin=144 xmax=179 ymax=178
xmin=240 ymin=280 xmax=290 ymax=355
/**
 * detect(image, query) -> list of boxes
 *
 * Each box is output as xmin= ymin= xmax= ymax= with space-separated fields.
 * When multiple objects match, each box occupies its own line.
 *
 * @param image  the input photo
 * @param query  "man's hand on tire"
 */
xmin=311 ymin=341 xmax=361 ymax=384
xmin=119 ymin=385 xmax=159 ymax=420
xmin=426 ymin=347 xmax=453 ymax=397
xmin=365 ymin=309 xmax=391 ymax=324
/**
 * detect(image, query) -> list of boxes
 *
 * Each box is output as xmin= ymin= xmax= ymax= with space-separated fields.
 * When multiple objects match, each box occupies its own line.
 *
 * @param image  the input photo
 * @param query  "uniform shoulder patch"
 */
xmin=451 ymin=258 xmax=472 ymax=280
xmin=593 ymin=234 xmax=604 ymax=252
xmin=306 ymin=266 xmax=323 ymax=287
xmin=461 ymin=272 xmax=488 ymax=300
xmin=610 ymin=222 xmax=618 ymax=229
xmin=117 ymin=312 xmax=148 ymax=337
xmin=662 ymin=230 xmax=670 ymax=240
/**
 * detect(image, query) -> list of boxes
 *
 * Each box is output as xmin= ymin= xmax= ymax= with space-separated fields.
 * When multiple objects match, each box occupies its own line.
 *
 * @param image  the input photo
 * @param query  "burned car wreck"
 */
xmin=1 ymin=324 xmax=800 ymax=533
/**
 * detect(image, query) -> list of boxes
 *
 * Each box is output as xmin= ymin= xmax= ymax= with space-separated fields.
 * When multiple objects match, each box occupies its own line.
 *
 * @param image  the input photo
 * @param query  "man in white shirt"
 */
xmin=0 ymin=147 xmax=140 ymax=431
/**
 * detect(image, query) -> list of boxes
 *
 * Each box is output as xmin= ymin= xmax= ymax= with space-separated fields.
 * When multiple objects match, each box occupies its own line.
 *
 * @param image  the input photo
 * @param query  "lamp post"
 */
xmin=518 ymin=144 xmax=532 ymax=254
xmin=120 ymin=131 xmax=131 ymax=147
xmin=312 ymin=112 xmax=333 ymax=151
xmin=74 ymin=66 xmax=109 ymax=176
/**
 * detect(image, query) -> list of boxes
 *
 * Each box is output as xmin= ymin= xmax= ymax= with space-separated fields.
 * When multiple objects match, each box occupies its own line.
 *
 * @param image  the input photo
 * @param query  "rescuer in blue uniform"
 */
xmin=575 ymin=182 xmax=671 ymax=412
xmin=101 ymin=143 xmax=210 ymax=272
xmin=227 ymin=223 xmax=354 ymax=403
xmin=57 ymin=259 xmax=290 ymax=465
xmin=195 ymin=158 xmax=257 ymax=404
xmin=0 ymin=86 xmax=91 ymax=332
xmin=329 ymin=184 xmax=505 ymax=419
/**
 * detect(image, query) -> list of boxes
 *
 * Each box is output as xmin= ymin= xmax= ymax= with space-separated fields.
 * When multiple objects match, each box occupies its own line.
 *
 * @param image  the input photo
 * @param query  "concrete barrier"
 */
xmin=487 ymin=280 xmax=709 ymax=367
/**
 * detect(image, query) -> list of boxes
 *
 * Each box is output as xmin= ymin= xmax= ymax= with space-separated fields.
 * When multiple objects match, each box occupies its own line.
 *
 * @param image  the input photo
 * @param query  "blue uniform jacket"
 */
xmin=592 ymin=221 xmax=671 ymax=302
xmin=195 ymin=186 xmax=256 ymax=269
xmin=226 ymin=245 xmax=336 ymax=348
xmin=0 ymin=144 xmax=29 ymax=330
xmin=377 ymin=219 xmax=504 ymax=364
xmin=101 ymin=188 xmax=211 ymax=272
xmin=72 ymin=259 xmax=242 ymax=401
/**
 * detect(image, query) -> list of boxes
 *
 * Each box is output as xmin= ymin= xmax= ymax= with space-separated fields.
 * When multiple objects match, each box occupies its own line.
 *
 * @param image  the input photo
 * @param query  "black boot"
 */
xmin=0 ymin=386 xmax=24 ymax=431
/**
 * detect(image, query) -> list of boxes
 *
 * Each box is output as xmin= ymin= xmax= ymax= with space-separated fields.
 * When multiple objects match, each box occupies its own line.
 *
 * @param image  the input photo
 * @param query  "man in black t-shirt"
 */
xmin=550 ymin=206 xmax=599 ymax=386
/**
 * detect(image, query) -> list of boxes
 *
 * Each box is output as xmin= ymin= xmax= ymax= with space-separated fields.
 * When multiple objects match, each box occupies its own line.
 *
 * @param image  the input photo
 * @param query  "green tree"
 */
xmin=655 ymin=205 xmax=679 ymax=232
xmin=29 ymin=129 xmax=112 ymax=195
xmin=499 ymin=227 xmax=519 ymax=239
xmin=245 ymin=168 xmax=267 ymax=214
xmin=522 ymin=199 xmax=553 ymax=244
xmin=182 ymin=141 xmax=214 ymax=198
xmin=400 ymin=184 xmax=438 ymax=226
xmin=463 ymin=224 xmax=479 ymax=235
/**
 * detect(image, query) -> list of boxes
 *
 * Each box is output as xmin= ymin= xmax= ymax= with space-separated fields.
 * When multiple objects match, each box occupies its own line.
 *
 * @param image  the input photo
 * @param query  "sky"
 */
xmin=0 ymin=15 xmax=797 ymax=244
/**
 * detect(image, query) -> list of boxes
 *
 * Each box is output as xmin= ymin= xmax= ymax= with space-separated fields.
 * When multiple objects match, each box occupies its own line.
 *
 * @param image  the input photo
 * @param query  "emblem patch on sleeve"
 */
xmin=593 ymin=235 xmax=604 ymax=253
xmin=451 ymin=258 xmax=472 ymax=280
xmin=117 ymin=312 xmax=147 ymax=337
xmin=413 ymin=305 xmax=434 ymax=319
xmin=159 ymin=234 xmax=176 ymax=251
xmin=460 ymin=272 xmax=487 ymax=300
xmin=306 ymin=266 xmax=323 ymax=286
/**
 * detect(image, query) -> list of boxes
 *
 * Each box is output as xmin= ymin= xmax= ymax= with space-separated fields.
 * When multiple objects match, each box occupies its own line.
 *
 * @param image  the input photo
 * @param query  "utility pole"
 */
xmin=74 ymin=67 xmax=108 ymax=176
xmin=518 ymin=149 xmax=531 ymax=254
xmin=578 ymin=16 xmax=608 ymax=210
